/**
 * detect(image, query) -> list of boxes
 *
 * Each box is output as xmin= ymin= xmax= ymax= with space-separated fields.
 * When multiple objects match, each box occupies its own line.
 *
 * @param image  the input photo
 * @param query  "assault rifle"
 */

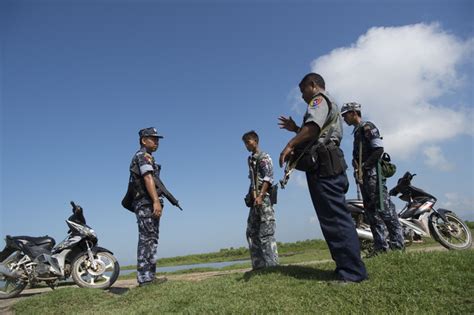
xmin=280 ymin=124 xmax=335 ymax=189
xmin=248 ymin=156 xmax=259 ymax=202
xmin=154 ymin=175 xmax=183 ymax=211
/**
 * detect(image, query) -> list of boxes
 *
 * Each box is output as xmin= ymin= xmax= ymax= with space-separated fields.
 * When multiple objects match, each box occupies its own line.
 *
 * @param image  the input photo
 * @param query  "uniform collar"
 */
xmin=139 ymin=146 xmax=154 ymax=156
xmin=251 ymin=150 xmax=264 ymax=160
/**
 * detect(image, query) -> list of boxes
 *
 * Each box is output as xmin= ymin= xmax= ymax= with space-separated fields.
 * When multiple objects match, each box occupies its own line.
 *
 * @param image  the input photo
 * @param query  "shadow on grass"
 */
xmin=108 ymin=287 xmax=130 ymax=295
xmin=240 ymin=265 xmax=336 ymax=282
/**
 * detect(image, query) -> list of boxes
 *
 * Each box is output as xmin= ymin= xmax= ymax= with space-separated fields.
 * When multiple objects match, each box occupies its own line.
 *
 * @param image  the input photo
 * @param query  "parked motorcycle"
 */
xmin=0 ymin=202 xmax=120 ymax=299
xmin=348 ymin=171 xmax=472 ymax=253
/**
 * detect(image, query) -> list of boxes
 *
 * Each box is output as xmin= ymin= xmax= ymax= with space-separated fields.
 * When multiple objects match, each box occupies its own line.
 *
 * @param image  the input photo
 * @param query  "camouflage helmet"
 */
xmin=341 ymin=102 xmax=361 ymax=115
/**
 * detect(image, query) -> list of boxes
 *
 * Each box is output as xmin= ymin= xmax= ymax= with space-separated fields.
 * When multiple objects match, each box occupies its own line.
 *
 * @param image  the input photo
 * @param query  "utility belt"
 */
xmin=294 ymin=141 xmax=347 ymax=177
xmin=244 ymin=184 xmax=278 ymax=208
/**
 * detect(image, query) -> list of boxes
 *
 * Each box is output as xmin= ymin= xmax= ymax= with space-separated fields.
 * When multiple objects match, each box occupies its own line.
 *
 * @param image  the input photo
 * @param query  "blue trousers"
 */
xmin=306 ymin=171 xmax=368 ymax=282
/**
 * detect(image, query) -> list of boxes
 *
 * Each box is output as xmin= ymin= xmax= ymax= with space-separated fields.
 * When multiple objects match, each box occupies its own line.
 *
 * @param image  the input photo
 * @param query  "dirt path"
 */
xmin=0 ymin=245 xmax=450 ymax=314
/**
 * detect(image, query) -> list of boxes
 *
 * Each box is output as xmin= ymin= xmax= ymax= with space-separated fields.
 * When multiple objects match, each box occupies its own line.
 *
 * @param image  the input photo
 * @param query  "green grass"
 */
xmin=118 ymin=236 xmax=449 ymax=280
xmin=14 ymin=250 xmax=474 ymax=314
xmin=122 ymin=221 xmax=474 ymax=270
xmin=121 ymin=238 xmax=330 ymax=270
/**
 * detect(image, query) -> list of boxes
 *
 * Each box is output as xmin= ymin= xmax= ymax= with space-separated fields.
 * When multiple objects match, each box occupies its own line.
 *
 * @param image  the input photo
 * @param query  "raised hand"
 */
xmin=278 ymin=116 xmax=299 ymax=133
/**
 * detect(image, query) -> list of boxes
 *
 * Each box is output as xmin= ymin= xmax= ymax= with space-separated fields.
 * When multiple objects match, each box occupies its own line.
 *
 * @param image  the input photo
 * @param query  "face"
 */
xmin=342 ymin=111 xmax=357 ymax=126
xmin=299 ymin=81 xmax=318 ymax=104
xmin=243 ymin=137 xmax=258 ymax=153
xmin=141 ymin=136 xmax=159 ymax=152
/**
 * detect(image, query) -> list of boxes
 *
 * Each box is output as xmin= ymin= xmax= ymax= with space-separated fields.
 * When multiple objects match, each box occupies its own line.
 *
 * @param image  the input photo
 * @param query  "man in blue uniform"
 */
xmin=341 ymin=102 xmax=404 ymax=255
xmin=129 ymin=127 xmax=168 ymax=287
xmin=278 ymin=73 xmax=367 ymax=283
xmin=242 ymin=130 xmax=279 ymax=270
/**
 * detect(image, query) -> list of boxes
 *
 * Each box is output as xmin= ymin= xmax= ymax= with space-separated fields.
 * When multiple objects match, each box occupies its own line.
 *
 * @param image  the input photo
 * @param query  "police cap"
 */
xmin=139 ymin=127 xmax=164 ymax=139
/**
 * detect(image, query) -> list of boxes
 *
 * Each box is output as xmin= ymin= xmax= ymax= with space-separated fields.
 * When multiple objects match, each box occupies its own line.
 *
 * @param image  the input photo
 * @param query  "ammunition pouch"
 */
xmin=295 ymin=142 xmax=347 ymax=177
xmin=244 ymin=184 xmax=278 ymax=208
xmin=316 ymin=143 xmax=348 ymax=177
xmin=294 ymin=144 xmax=319 ymax=172
xmin=269 ymin=184 xmax=278 ymax=205
xmin=244 ymin=193 xmax=253 ymax=208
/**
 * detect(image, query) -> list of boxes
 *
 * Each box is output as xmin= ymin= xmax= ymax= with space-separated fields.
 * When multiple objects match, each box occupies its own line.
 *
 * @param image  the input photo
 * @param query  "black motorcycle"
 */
xmin=348 ymin=172 xmax=472 ymax=252
xmin=0 ymin=202 xmax=120 ymax=299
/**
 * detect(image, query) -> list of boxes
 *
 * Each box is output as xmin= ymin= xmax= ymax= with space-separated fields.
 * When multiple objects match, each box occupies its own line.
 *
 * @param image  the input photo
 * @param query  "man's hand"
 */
xmin=152 ymin=200 xmax=163 ymax=218
xmin=278 ymin=116 xmax=299 ymax=133
xmin=254 ymin=195 xmax=264 ymax=207
xmin=279 ymin=145 xmax=294 ymax=167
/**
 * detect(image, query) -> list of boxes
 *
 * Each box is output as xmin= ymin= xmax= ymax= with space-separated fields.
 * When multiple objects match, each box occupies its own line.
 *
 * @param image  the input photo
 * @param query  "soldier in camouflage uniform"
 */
xmin=242 ymin=131 xmax=279 ymax=270
xmin=129 ymin=127 xmax=168 ymax=286
xmin=341 ymin=103 xmax=404 ymax=255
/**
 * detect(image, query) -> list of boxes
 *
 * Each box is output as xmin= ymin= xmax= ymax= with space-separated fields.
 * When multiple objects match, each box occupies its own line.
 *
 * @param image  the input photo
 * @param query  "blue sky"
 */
xmin=1 ymin=0 xmax=472 ymax=266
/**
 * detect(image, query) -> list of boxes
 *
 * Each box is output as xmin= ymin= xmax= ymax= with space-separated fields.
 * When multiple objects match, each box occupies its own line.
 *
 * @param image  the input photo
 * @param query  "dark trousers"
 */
xmin=306 ymin=171 xmax=367 ymax=282
xmin=361 ymin=173 xmax=405 ymax=251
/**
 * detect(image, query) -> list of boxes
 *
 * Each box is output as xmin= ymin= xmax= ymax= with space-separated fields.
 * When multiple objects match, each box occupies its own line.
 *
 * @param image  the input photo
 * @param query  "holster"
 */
xmin=315 ymin=143 xmax=348 ymax=177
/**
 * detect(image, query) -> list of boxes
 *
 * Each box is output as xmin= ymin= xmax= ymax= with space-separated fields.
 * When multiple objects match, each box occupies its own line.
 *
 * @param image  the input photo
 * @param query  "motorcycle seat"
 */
xmin=8 ymin=235 xmax=55 ymax=246
xmin=409 ymin=186 xmax=436 ymax=200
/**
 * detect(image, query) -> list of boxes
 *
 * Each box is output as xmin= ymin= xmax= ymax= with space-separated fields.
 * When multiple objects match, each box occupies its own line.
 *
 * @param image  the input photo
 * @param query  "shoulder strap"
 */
xmin=311 ymin=93 xmax=338 ymax=144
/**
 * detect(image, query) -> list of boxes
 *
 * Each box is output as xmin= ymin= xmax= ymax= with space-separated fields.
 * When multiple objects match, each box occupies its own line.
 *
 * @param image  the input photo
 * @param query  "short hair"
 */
xmin=242 ymin=130 xmax=259 ymax=143
xmin=299 ymin=73 xmax=325 ymax=89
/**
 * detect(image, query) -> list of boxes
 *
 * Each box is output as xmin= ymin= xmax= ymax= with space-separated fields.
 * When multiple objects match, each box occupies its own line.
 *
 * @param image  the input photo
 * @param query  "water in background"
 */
xmin=120 ymin=259 xmax=250 ymax=276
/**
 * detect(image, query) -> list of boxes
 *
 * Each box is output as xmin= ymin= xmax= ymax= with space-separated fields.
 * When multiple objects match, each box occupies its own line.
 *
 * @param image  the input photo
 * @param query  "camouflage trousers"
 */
xmin=135 ymin=204 xmax=160 ymax=284
xmin=362 ymin=173 xmax=404 ymax=252
xmin=246 ymin=196 xmax=279 ymax=270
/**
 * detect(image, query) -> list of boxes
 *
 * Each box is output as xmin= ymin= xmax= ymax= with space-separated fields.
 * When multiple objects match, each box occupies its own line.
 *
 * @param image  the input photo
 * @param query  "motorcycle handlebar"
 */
xmin=390 ymin=171 xmax=417 ymax=196
xmin=70 ymin=201 xmax=83 ymax=214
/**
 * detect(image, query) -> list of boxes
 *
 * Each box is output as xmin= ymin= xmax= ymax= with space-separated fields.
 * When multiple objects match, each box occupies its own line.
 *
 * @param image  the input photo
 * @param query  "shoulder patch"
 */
xmin=309 ymin=96 xmax=323 ymax=108
xmin=144 ymin=153 xmax=153 ymax=163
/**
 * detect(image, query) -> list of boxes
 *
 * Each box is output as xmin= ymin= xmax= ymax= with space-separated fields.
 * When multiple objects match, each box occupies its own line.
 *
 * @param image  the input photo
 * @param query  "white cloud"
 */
xmin=439 ymin=192 xmax=474 ymax=221
xmin=307 ymin=23 xmax=474 ymax=160
xmin=423 ymin=145 xmax=454 ymax=171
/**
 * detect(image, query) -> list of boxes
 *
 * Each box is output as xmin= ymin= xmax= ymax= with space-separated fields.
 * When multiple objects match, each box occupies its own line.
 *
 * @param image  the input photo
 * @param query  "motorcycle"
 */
xmin=0 ymin=202 xmax=120 ymax=299
xmin=348 ymin=171 xmax=472 ymax=253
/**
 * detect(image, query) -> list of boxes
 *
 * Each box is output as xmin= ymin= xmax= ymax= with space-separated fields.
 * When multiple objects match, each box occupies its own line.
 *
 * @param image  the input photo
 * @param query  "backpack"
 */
xmin=121 ymin=179 xmax=135 ymax=213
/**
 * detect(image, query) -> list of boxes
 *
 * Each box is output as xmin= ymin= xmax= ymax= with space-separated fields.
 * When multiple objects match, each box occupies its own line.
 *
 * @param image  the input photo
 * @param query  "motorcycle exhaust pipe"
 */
xmin=356 ymin=228 xmax=374 ymax=241
xmin=0 ymin=264 xmax=21 ymax=279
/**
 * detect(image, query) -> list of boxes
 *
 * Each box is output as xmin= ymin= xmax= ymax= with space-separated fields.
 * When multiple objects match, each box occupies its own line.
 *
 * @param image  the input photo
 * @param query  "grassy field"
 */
xmin=121 ymin=238 xmax=331 ymax=270
xmin=14 ymin=249 xmax=474 ymax=314
xmin=117 ymin=236 xmax=444 ymax=280
xmin=121 ymin=221 xmax=474 ymax=270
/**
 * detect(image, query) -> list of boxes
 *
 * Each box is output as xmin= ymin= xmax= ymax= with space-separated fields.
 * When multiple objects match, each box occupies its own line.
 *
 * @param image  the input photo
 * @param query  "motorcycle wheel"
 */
xmin=0 ymin=252 xmax=27 ymax=299
xmin=430 ymin=213 xmax=473 ymax=250
xmin=72 ymin=251 xmax=120 ymax=289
